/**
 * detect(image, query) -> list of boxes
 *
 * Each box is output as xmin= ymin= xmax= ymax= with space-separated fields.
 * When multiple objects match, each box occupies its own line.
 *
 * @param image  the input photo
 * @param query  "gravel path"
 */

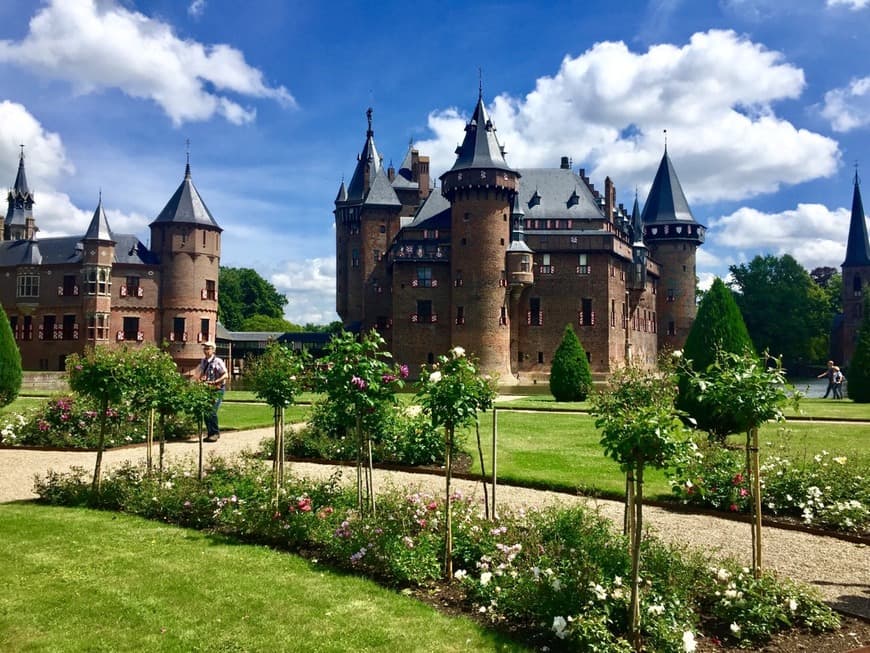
xmin=2 ymin=428 xmax=867 ymax=618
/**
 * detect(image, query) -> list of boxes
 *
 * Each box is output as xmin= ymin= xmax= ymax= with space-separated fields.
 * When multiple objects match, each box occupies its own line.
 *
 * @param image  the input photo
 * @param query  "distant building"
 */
xmin=835 ymin=172 xmax=870 ymax=368
xmin=0 ymin=151 xmax=221 ymax=372
xmin=335 ymin=93 xmax=705 ymax=381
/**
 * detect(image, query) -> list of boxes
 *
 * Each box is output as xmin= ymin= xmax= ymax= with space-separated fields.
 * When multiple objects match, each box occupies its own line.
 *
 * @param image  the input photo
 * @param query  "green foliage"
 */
xmin=846 ymin=294 xmax=870 ymax=402
xmin=685 ymin=350 xmax=793 ymax=438
xmin=591 ymin=363 xmax=688 ymax=473
xmin=218 ymin=266 xmax=288 ymax=331
xmin=33 ymin=460 xmax=840 ymax=651
xmin=683 ymin=278 xmax=753 ymax=373
xmin=729 ymin=254 xmax=834 ymax=368
xmin=549 ymin=324 xmax=592 ymax=401
xmin=246 ymin=341 xmax=308 ymax=408
xmin=416 ymin=347 xmax=497 ymax=431
xmin=66 ymin=346 xmax=138 ymax=406
xmin=240 ymin=314 xmax=302 ymax=332
xmin=0 ymin=308 xmax=21 ymax=407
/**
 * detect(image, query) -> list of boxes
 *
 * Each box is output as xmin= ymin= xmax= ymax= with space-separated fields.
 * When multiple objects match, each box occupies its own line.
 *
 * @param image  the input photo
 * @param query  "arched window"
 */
xmin=854 ymin=275 xmax=863 ymax=297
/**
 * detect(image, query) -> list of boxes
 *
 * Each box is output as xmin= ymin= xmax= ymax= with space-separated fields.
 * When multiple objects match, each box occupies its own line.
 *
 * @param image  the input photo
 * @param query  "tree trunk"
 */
xmin=146 ymin=408 xmax=155 ymax=474
xmin=367 ymin=435 xmax=376 ymax=515
xmin=158 ymin=413 xmax=166 ymax=476
xmin=624 ymin=469 xmax=635 ymax=539
xmin=278 ymin=406 xmax=286 ymax=486
xmin=475 ymin=417 xmax=489 ymax=520
xmin=444 ymin=424 xmax=454 ymax=579
xmin=91 ymin=396 xmax=109 ymax=493
xmin=272 ymin=406 xmax=281 ymax=500
xmin=197 ymin=417 xmax=204 ymax=482
xmin=491 ymin=407 xmax=498 ymax=520
xmin=750 ymin=427 xmax=763 ymax=576
xmin=356 ymin=413 xmax=363 ymax=511
xmin=629 ymin=460 xmax=644 ymax=652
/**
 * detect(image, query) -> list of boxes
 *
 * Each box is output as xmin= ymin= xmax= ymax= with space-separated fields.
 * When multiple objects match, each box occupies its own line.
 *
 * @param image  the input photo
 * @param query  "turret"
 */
xmin=80 ymin=195 xmax=116 ymax=331
xmin=149 ymin=159 xmax=222 ymax=364
xmin=440 ymin=91 xmax=519 ymax=379
xmin=5 ymin=148 xmax=37 ymax=241
xmin=641 ymin=147 xmax=704 ymax=351
xmin=840 ymin=171 xmax=870 ymax=366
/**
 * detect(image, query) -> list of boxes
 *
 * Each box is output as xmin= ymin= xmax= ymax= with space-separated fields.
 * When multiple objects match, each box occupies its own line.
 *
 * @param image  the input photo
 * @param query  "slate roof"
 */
xmin=391 ymin=146 xmax=418 ymax=190
xmin=150 ymin=163 xmax=221 ymax=230
xmin=6 ymin=153 xmax=34 ymax=228
xmin=843 ymin=173 xmax=870 ymax=267
xmin=630 ymin=196 xmax=643 ymax=243
xmin=346 ymin=109 xmax=381 ymax=202
xmin=82 ymin=197 xmax=115 ymax=242
xmin=11 ymin=152 xmax=30 ymax=197
xmin=0 ymin=234 xmax=158 ymax=267
xmin=363 ymin=167 xmax=401 ymax=208
xmin=641 ymin=150 xmax=697 ymax=225
xmin=407 ymin=191 xmax=450 ymax=229
xmin=514 ymin=169 xmax=603 ymax=221
xmin=445 ymin=94 xmax=515 ymax=175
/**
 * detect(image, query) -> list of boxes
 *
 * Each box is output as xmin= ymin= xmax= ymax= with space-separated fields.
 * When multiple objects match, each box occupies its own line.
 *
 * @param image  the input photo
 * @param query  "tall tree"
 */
xmin=549 ymin=324 xmax=592 ymax=401
xmin=729 ymin=254 xmax=833 ymax=369
xmin=218 ymin=267 xmax=288 ymax=331
xmin=0 ymin=309 xmax=22 ymax=407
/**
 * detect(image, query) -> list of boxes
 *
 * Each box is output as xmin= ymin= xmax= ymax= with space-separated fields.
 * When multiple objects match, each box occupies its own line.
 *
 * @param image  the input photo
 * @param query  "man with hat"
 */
xmin=198 ymin=340 xmax=228 ymax=442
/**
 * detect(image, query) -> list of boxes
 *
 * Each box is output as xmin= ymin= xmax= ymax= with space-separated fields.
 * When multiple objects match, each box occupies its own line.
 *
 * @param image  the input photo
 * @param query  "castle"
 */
xmin=0 ymin=150 xmax=222 ymax=372
xmin=335 ymin=93 xmax=705 ymax=380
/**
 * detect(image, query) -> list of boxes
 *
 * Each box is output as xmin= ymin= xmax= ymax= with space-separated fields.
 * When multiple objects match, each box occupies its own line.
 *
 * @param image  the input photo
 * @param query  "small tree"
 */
xmin=247 ymin=342 xmax=308 ymax=495
xmin=180 ymin=380 xmax=219 ymax=480
xmin=686 ymin=350 xmax=794 ymax=576
xmin=591 ymin=362 xmax=687 ymax=651
xmin=679 ymin=277 xmax=755 ymax=440
xmin=66 ymin=347 xmax=137 ymax=491
xmin=0 ymin=308 xmax=22 ymax=407
xmin=846 ymin=294 xmax=870 ymax=402
xmin=416 ymin=347 xmax=496 ymax=578
xmin=127 ymin=345 xmax=180 ymax=473
xmin=549 ymin=324 xmax=592 ymax=401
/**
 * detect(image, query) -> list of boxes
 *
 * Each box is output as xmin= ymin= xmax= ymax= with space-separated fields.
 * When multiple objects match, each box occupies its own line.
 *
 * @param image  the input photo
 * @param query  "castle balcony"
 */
xmin=389 ymin=241 xmax=450 ymax=263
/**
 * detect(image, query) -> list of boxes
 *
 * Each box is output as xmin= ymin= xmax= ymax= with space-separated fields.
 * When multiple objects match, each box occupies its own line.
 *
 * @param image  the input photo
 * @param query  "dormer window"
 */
xmin=567 ymin=189 xmax=579 ymax=208
xmin=528 ymin=190 xmax=541 ymax=209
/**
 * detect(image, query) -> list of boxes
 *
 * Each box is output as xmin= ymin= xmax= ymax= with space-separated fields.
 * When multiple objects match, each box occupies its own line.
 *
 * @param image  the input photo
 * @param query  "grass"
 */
xmin=219 ymin=403 xmax=310 ymax=431
xmin=464 ymin=409 xmax=870 ymax=501
xmin=0 ymin=503 xmax=526 ymax=653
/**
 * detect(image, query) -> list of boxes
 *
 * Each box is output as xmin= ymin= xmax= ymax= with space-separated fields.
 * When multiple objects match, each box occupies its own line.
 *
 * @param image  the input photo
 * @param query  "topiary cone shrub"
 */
xmin=549 ymin=324 xmax=592 ymax=401
xmin=0 ymin=308 xmax=22 ymax=407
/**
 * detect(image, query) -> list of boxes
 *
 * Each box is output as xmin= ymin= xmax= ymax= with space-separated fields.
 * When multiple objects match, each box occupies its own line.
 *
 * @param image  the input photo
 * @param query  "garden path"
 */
xmin=1 ymin=427 xmax=867 ymax=619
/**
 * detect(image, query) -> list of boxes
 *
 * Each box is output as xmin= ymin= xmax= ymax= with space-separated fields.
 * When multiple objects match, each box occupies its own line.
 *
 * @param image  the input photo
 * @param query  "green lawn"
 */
xmin=219 ymin=402 xmax=310 ymax=431
xmin=0 ymin=503 xmax=526 ymax=653
xmin=466 ymin=409 xmax=870 ymax=501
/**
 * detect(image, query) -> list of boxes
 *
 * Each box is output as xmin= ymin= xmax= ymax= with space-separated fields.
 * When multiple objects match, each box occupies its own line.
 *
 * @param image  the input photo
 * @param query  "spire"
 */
xmin=150 ymin=160 xmax=222 ymax=230
xmin=446 ymin=93 xmax=514 ymax=174
xmin=6 ymin=146 xmax=36 ymax=240
xmin=346 ymin=107 xmax=381 ymax=201
xmin=630 ymin=193 xmax=643 ymax=243
xmin=641 ymin=149 xmax=696 ymax=225
xmin=335 ymin=179 xmax=347 ymax=202
xmin=843 ymin=169 xmax=870 ymax=267
xmin=12 ymin=145 xmax=30 ymax=196
xmin=82 ymin=193 xmax=115 ymax=242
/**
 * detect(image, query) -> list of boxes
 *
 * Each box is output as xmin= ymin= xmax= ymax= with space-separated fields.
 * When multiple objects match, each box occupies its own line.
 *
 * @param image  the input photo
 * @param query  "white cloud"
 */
xmin=271 ymin=258 xmax=338 ymax=325
xmin=0 ymin=0 xmax=295 ymax=126
xmin=188 ymin=0 xmax=206 ymax=18
xmin=709 ymin=203 xmax=852 ymax=271
xmin=417 ymin=30 xmax=838 ymax=204
xmin=820 ymin=76 xmax=870 ymax=132
xmin=826 ymin=0 xmax=869 ymax=9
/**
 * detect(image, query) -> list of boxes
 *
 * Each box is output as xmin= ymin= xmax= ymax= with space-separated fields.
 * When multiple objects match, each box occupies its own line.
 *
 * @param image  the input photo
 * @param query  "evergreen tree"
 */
xmin=678 ymin=277 xmax=755 ymax=439
xmin=0 ymin=309 xmax=22 ymax=407
xmin=549 ymin=324 xmax=592 ymax=401
xmin=846 ymin=294 xmax=870 ymax=403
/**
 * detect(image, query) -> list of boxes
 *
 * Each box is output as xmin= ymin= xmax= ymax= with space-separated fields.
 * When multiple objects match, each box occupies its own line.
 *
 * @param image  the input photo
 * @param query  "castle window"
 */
xmin=380 ymin=225 xmax=386 ymax=234
xmin=539 ymin=254 xmax=554 ymax=274
xmin=351 ymin=249 xmax=360 ymax=268
xmin=124 ymin=316 xmax=140 ymax=341
xmin=500 ymin=238 xmax=505 ymax=246
xmin=611 ymin=299 xmax=616 ymax=327
xmin=518 ymin=351 xmax=524 ymax=364
xmin=87 ymin=313 xmax=109 ymax=340
xmin=202 ymin=231 xmax=207 ymax=247
xmin=16 ymin=272 xmax=39 ymax=298
xmin=576 ymin=254 xmax=590 ymax=275
xmin=456 ymin=306 xmax=465 ymax=325
xmin=538 ymin=351 xmax=544 ymax=364
xmin=41 ymin=315 xmax=57 ymax=341
xmin=667 ymin=288 xmax=676 ymax=302
xmin=172 ymin=317 xmax=185 ymax=342
xmin=415 ymin=267 xmax=433 ymax=287
xmin=62 ymin=274 xmax=78 ymax=297
xmin=125 ymin=276 xmax=141 ymax=298
xmin=427 ymin=352 xmax=435 ymax=364
xmin=415 ymin=300 xmax=433 ymax=324
xmin=22 ymin=315 xmax=32 ymax=341
xmin=578 ymin=298 xmax=594 ymax=327
xmin=62 ymin=314 xmax=77 ymax=341
xmin=374 ymin=249 xmax=381 ymax=262
xmin=205 ymin=279 xmax=217 ymax=301
xmin=499 ymin=305 xmax=507 ymax=325
xmin=528 ymin=297 xmax=542 ymax=326
xmin=461 ymin=238 xmax=467 ymax=246
xmin=84 ymin=267 xmax=111 ymax=296
xmin=668 ymin=321 xmax=676 ymax=336
xmin=853 ymin=275 xmax=862 ymax=297
xmin=201 ymin=319 xmax=210 ymax=343
xmin=454 ymin=270 xmax=463 ymax=287
xmin=520 ymin=256 xmax=531 ymax=273
xmin=424 ymin=229 xmax=438 ymax=239
xmin=464 ymin=212 xmax=471 ymax=222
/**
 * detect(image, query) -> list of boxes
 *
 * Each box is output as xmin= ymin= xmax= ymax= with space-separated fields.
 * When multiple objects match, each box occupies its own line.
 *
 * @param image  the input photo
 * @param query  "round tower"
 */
xmin=641 ymin=148 xmax=705 ymax=352
xmin=149 ymin=161 xmax=222 ymax=369
xmin=440 ymin=93 xmax=519 ymax=380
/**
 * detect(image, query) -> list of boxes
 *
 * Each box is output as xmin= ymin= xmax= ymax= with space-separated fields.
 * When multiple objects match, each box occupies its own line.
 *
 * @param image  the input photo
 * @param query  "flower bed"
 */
xmin=34 ymin=456 xmax=840 ymax=652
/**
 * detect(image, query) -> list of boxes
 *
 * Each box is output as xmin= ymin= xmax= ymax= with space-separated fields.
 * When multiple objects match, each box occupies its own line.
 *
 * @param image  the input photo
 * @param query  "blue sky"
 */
xmin=1 ymin=0 xmax=870 ymax=324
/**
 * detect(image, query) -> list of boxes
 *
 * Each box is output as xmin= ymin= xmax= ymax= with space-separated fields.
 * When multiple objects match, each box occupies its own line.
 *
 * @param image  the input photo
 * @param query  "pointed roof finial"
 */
xmin=366 ymin=107 xmax=373 ymax=137
xmin=19 ymin=144 xmax=24 ymax=160
xmin=478 ymin=67 xmax=483 ymax=99
xmin=184 ymin=138 xmax=191 ymax=179
xmin=663 ymin=129 xmax=668 ymax=152
xmin=855 ymin=160 xmax=860 ymax=187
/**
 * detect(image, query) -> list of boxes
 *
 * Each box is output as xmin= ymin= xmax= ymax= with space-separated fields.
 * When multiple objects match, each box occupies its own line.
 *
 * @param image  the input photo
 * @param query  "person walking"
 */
xmin=817 ymin=360 xmax=835 ymax=399
xmin=832 ymin=366 xmax=845 ymax=399
xmin=198 ymin=341 xmax=228 ymax=441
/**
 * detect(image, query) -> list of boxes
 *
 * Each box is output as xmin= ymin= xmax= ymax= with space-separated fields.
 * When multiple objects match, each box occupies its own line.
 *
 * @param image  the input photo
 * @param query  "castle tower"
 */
xmin=149 ymin=160 xmax=222 ymax=368
xmin=80 ymin=196 xmax=116 ymax=342
xmin=440 ymin=92 xmax=519 ymax=379
xmin=840 ymin=171 xmax=870 ymax=367
xmin=641 ymin=147 xmax=705 ymax=351
xmin=5 ymin=149 xmax=37 ymax=241
xmin=334 ymin=108 xmax=402 ymax=332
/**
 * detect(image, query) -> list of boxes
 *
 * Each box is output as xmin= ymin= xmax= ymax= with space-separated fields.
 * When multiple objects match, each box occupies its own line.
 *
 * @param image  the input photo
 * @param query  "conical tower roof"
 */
xmin=363 ymin=166 xmax=401 ymax=208
xmin=82 ymin=194 xmax=115 ymax=242
xmin=6 ymin=149 xmax=35 ymax=230
xmin=335 ymin=180 xmax=347 ymax=202
xmin=843 ymin=171 xmax=870 ymax=267
xmin=346 ymin=108 xmax=381 ymax=202
xmin=150 ymin=161 xmax=221 ymax=230
xmin=446 ymin=92 xmax=515 ymax=175
xmin=641 ymin=149 xmax=696 ymax=225
xmin=630 ymin=195 xmax=643 ymax=243
xmin=11 ymin=150 xmax=30 ymax=197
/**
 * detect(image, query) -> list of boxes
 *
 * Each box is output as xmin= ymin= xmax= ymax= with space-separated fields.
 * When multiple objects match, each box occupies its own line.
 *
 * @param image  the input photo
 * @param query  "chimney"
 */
xmin=415 ymin=152 xmax=431 ymax=200
xmin=604 ymin=177 xmax=615 ymax=221
xmin=560 ymin=156 xmax=570 ymax=170
xmin=387 ymin=162 xmax=396 ymax=183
